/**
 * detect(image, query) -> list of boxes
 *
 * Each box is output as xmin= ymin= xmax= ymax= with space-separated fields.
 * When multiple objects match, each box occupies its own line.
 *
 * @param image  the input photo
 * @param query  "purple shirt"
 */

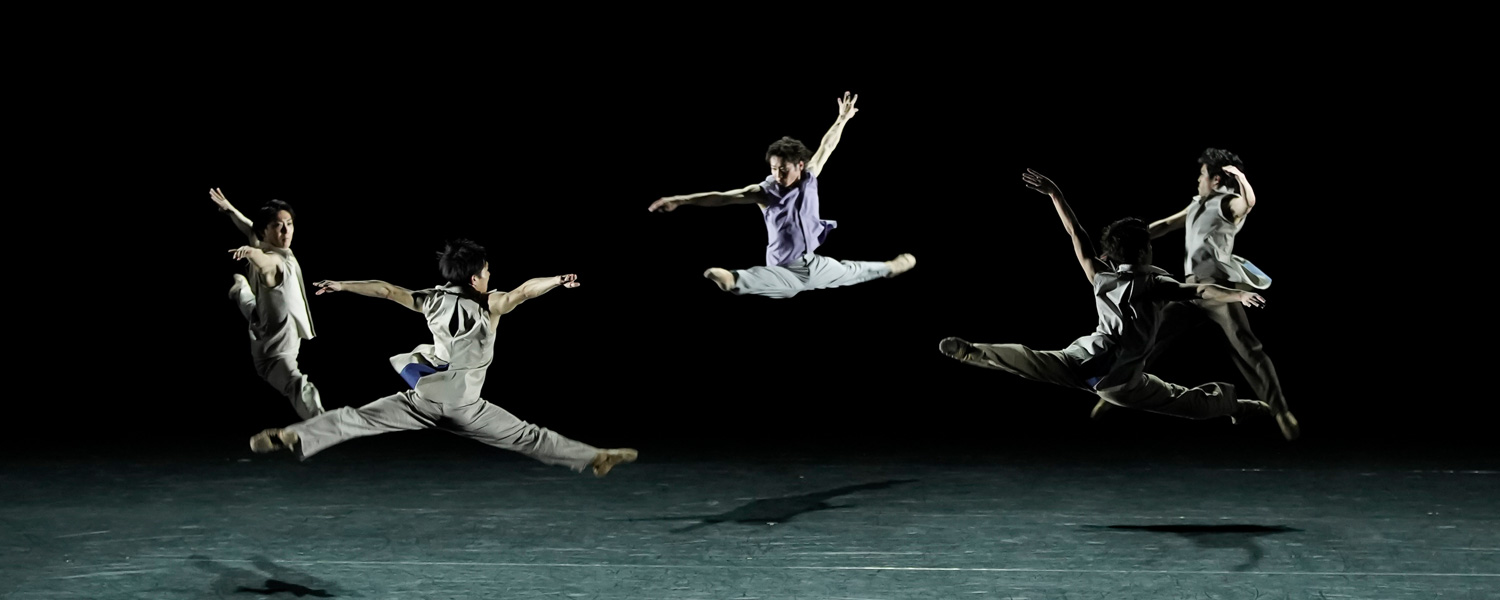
xmin=757 ymin=170 xmax=837 ymax=266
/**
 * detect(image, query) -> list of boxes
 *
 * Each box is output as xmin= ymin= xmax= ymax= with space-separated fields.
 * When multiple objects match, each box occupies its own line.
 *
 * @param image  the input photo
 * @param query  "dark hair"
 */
xmin=1198 ymin=147 xmax=1246 ymax=193
xmin=765 ymin=136 xmax=812 ymax=165
xmin=251 ymin=199 xmax=296 ymax=240
xmin=1101 ymin=217 xmax=1151 ymax=264
xmin=438 ymin=239 xmax=488 ymax=285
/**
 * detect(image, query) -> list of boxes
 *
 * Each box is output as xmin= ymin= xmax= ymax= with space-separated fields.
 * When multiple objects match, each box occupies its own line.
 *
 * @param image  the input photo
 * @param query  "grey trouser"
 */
xmin=236 ymin=285 xmax=324 ymax=421
xmin=957 ymin=342 xmax=1239 ymax=419
xmin=1148 ymin=276 xmax=1288 ymax=413
xmin=732 ymin=253 xmax=891 ymax=299
xmin=284 ymin=390 xmax=600 ymax=472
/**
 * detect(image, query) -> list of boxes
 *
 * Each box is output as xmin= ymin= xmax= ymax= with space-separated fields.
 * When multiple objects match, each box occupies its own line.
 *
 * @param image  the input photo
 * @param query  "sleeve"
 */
xmin=409 ymin=287 xmax=438 ymax=311
xmin=758 ymin=175 xmax=785 ymax=207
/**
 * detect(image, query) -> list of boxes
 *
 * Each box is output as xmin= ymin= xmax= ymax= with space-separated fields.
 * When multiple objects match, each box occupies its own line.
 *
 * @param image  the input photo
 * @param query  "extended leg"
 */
xmin=801 ymin=253 xmax=913 ymax=292
xmin=1202 ymin=301 xmax=1298 ymax=439
xmin=253 ymin=390 xmax=441 ymax=459
xmin=444 ymin=400 xmax=635 ymax=476
xmin=938 ymin=338 xmax=1092 ymax=392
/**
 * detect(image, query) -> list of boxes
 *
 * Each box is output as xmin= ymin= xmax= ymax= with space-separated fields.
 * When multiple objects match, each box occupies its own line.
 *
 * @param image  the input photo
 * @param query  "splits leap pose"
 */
xmin=1088 ymin=149 xmax=1299 ymax=440
xmin=648 ymin=91 xmax=915 ymax=298
xmin=212 ymin=188 xmax=324 ymax=420
xmin=249 ymin=239 xmax=638 ymax=477
xmin=938 ymin=170 xmax=1285 ymax=435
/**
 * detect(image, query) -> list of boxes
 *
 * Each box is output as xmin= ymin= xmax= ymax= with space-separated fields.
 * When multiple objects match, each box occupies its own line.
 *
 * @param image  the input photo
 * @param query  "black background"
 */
xmin=27 ymin=39 xmax=1481 ymax=461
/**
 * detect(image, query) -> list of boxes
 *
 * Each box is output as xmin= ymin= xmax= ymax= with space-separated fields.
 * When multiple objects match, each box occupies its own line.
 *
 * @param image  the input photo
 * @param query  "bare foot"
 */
xmin=885 ymin=254 xmax=916 ymax=278
xmin=592 ymin=448 xmax=638 ymax=477
xmin=703 ymin=268 xmax=735 ymax=292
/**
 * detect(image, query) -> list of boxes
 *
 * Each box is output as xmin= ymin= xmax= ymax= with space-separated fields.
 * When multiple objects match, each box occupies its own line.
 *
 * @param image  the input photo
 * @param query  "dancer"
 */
xmin=1088 ymin=149 xmax=1298 ymax=440
xmin=248 ymin=239 xmax=638 ymax=477
xmin=211 ymin=188 xmax=324 ymax=420
xmin=938 ymin=169 xmax=1286 ymax=434
xmin=647 ymin=91 xmax=915 ymax=298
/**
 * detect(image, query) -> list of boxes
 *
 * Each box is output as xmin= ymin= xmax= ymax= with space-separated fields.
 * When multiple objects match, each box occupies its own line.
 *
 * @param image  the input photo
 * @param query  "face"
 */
xmin=1197 ymin=163 xmax=1221 ymax=198
xmin=261 ymin=210 xmax=294 ymax=249
xmin=470 ymin=261 xmax=491 ymax=294
xmin=769 ymin=155 xmax=804 ymax=188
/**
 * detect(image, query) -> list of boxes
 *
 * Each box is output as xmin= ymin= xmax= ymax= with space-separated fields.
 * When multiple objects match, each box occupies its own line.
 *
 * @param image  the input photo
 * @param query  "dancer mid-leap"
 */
xmin=211 ymin=188 xmax=324 ymax=420
xmin=1088 ymin=148 xmax=1298 ymax=440
xmin=939 ymin=170 xmax=1284 ymax=434
xmin=648 ymin=91 xmax=915 ymax=298
xmin=249 ymin=239 xmax=638 ymax=477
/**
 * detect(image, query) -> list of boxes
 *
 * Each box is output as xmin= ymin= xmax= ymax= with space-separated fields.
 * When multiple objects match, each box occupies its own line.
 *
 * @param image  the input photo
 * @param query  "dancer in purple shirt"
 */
xmin=649 ymin=92 xmax=915 ymax=298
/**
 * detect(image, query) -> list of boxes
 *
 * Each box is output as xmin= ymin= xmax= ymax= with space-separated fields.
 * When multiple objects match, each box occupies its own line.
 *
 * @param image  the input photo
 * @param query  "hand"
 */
xmin=229 ymin=246 xmax=259 ymax=261
xmin=648 ymin=197 xmax=682 ymax=212
xmin=1022 ymin=168 xmax=1062 ymax=197
xmin=1238 ymin=291 xmax=1267 ymax=308
xmin=314 ymin=280 xmax=344 ymax=295
xmin=210 ymin=187 xmax=233 ymax=211
xmin=836 ymin=90 xmax=859 ymax=121
xmin=557 ymin=274 xmax=581 ymax=288
xmin=1221 ymin=165 xmax=1247 ymax=181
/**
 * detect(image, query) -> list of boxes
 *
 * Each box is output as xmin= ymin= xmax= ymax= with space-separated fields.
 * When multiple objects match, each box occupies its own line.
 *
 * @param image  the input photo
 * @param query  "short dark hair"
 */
xmin=1198 ymin=147 xmax=1246 ymax=193
xmin=438 ymin=239 xmax=487 ymax=285
xmin=765 ymin=136 xmax=812 ymax=165
xmin=251 ymin=199 xmax=296 ymax=240
xmin=1101 ymin=217 xmax=1151 ymax=264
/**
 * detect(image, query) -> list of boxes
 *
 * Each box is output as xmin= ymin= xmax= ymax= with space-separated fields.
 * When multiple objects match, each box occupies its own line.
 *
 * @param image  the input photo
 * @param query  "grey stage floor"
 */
xmin=2 ymin=441 xmax=1496 ymax=599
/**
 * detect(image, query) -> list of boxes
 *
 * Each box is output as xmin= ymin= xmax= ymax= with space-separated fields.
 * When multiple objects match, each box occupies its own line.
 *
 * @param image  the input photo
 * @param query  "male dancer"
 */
xmin=211 ymin=188 xmax=324 ymax=420
xmin=248 ymin=239 xmax=638 ymax=477
xmin=938 ymin=170 xmax=1284 ymax=434
xmin=648 ymin=92 xmax=915 ymax=298
xmin=1088 ymin=149 xmax=1298 ymax=440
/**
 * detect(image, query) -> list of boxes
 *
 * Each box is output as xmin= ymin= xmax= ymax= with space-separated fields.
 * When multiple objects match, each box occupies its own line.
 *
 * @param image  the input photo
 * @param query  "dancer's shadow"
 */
xmin=1084 ymin=524 xmax=1301 ymax=571
xmin=187 ymin=555 xmax=348 ymax=597
xmin=622 ymin=479 xmax=919 ymax=534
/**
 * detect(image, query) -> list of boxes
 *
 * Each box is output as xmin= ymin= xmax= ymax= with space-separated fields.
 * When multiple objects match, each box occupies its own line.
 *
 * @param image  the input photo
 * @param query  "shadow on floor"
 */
xmin=187 ymin=555 xmax=348 ymax=597
xmin=1085 ymin=524 xmax=1302 ymax=571
xmin=622 ymin=479 xmax=919 ymax=533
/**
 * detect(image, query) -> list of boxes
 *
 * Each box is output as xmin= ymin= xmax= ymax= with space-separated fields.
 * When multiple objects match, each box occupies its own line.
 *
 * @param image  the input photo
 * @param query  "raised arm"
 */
xmin=648 ymin=184 xmax=767 ymax=212
xmin=1023 ymin=168 xmax=1107 ymax=284
xmin=806 ymin=91 xmax=859 ymax=177
xmin=490 ymin=274 xmax=580 ymax=315
xmin=1149 ymin=206 xmax=1190 ymax=239
xmin=313 ymin=280 xmax=420 ymax=312
xmin=210 ymin=188 xmax=260 ymax=246
xmin=1220 ymin=165 xmax=1256 ymax=223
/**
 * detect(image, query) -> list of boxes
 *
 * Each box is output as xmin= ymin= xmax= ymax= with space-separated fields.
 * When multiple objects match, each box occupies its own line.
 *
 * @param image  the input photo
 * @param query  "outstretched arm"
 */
xmin=210 ymin=188 xmax=260 ymax=246
xmin=806 ymin=91 xmax=859 ymax=177
xmin=1220 ymin=165 xmax=1257 ymax=222
xmin=1023 ymin=168 xmax=1106 ymax=284
xmin=490 ymin=274 xmax=580 ymax=315
xmin=1158 ymin=280 xmax=1266 ymax=307
xmin=314 ymin=280 xmax=420 ymax=312
xmin=1149 ymin=206 xmax=1190 ymax=239
xmin=649 ymin=184 xmax=767 ymax=212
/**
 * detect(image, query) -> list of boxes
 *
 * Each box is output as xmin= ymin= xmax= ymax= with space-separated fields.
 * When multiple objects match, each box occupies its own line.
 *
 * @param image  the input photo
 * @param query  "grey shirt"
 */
xmin=246 ymin=246 xmax=315 ymax=351
xmin=1184 ymin=189 xmax=1271 ymax=289
xmin=388 ymin=285 xmax=497 ymax=402
xmin=1066 ymin=264 xmax=1195 ymax=389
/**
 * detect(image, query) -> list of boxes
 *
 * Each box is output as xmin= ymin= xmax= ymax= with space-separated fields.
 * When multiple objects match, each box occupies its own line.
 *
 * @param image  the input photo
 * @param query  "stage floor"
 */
xmin=3 ymin=440 xmax=1496 ymax=599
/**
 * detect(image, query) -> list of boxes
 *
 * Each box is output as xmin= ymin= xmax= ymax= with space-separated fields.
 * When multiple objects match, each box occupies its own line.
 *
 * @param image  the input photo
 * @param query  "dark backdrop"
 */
xmin=25 ymin=47 xmax=1477 ymax=460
